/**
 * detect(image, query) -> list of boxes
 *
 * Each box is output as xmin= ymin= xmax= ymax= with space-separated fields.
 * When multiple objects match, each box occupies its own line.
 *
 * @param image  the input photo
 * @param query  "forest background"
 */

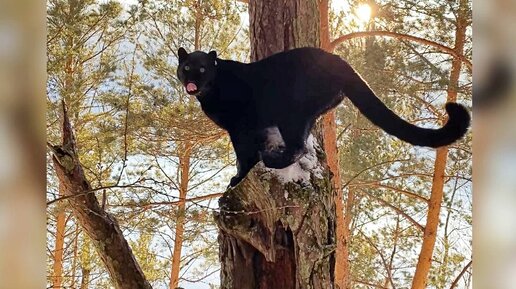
xmin=45 ymin=0 xmax=472 ymax=288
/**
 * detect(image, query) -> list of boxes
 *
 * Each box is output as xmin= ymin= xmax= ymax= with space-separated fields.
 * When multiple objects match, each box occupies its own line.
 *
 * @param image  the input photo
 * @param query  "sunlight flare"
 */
xmin=356 ymin=3 xmax=372 ymax=23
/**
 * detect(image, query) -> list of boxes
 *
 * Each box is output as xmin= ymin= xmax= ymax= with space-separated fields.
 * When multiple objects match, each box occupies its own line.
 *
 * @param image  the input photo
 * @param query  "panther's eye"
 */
xmin=184 ymin=65 xmax=190 ymax=71
xmin=200 ymin=67 xmax=206 ymax=73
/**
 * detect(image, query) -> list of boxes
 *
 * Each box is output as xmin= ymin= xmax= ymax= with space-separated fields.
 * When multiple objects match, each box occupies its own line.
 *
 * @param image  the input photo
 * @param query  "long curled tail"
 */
xmin=340 ymin=62 xmax=470 ymax=148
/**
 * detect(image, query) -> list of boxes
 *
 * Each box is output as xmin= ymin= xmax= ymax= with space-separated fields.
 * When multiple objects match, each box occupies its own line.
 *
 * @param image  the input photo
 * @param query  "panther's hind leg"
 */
xmin=261 ymin=117 xmax=315 ymax=169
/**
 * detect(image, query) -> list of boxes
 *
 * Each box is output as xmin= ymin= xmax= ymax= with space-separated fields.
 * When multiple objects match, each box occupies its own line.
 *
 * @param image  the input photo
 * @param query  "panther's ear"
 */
xmin=208 ymin=50 xmax=217 ymax=60
xmin=178 ymin=47 xmax=188 ymax=63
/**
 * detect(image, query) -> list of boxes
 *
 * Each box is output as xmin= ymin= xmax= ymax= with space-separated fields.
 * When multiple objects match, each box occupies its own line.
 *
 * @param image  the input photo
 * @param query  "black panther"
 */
xmin=176 ymin=47 xmax=470 ymax=187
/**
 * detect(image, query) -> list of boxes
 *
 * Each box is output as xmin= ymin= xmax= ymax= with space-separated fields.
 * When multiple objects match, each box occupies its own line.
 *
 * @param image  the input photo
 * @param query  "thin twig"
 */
xmin=449 ymin=260 xmax=472 ymax=289
xmin=359 ymin=189 xmax=425 ymax=232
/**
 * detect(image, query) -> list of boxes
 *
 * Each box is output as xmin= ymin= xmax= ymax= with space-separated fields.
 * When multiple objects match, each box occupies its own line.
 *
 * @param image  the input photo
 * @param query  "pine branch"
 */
xmin=329 ymin=30 xmax=472 ymax=72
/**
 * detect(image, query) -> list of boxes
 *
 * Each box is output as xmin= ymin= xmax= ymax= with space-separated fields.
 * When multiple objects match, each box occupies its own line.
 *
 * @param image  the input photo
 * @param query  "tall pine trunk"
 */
xmin=169 ymin=7 xmax=203 ymax=285
xmin=70 ymin=224 xmax=80 ymax=289
xmin=51 ymin=185 xmax=67 ymax=289
xmin=169 ymin=144 xmax=192 ymax=289
xmin=319 ymin=1 xmax=349 ymax=288
xmin=411 ymin=0 xmax=468 ymax=288
xmin=216 ymin=1 xmax=337 ymax=288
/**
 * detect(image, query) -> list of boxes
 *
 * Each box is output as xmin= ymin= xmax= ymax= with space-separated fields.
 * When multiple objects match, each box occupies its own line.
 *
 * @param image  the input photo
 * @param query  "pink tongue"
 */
xmin=186 ymin=83 xmax=197 ymax=92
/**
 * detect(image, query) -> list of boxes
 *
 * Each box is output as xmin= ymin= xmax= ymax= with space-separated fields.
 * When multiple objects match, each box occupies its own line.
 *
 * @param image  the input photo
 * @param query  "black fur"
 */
xmin=176 ymin=47 xmax=470 ymax=187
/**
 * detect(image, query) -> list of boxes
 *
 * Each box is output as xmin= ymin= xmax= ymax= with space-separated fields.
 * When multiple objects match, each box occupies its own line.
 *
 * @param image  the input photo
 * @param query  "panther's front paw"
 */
xmin=228 ymin=175 xmax=242 ymax=189
xmin=261 ymin=150 xmax=295 ymax=169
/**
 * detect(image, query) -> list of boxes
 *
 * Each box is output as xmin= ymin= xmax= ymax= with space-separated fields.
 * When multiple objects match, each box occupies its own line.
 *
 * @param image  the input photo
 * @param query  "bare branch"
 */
xmin=357 ymin=230 xmax=393 ymax=286
xmin=359 ymin=189 xmax=425 ymax=232
xmin=352 ymin=183 xmax=429 ymax=203
xmin=352 ymin=279 xmax=388 ymax=289
xmin=46 ymin=183 xmax=165 ymax=206
xmin=449 ymin=260 xmax=472 ymax=289
xmin=329 ymin=31 xmax=472 ymax=71
xmin=129 ymin=192 xmax=224 ymax=208
xmin=342 ymin=158 xmax=412 ymax=189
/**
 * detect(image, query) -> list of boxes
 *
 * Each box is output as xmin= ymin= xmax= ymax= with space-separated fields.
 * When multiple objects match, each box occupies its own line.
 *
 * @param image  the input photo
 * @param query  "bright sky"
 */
xmin=333 ymin=0 xmax=372 ymax=26
xmin=331 ymin=0 xmax=350 ymax=12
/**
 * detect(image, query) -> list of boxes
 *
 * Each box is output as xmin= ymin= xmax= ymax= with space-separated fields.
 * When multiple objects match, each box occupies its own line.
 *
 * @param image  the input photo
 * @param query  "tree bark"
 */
xmin=410 ymin=0 xmax=468 ymax=288
xmin=319 ymin=1 xmax=349 ymax=288
xmin=216 ymin=1 xmax=336 ymax=289
xmin=249 ymin=0 xmax=320 ymax=60
xmin=70 ymin=224 xmax=80 ymax=289
xmin=51 ymin=185 xmax=67 ymax=289
xmin=49 ymin=101 xmax=152 ymax=289
xmin=169 ymin=144 xmax=192 ymax=289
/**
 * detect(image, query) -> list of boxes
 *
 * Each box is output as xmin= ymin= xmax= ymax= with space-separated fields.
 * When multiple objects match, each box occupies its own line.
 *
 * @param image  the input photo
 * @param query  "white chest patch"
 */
xmin=264 ymin=126 xmax=285 ymax=151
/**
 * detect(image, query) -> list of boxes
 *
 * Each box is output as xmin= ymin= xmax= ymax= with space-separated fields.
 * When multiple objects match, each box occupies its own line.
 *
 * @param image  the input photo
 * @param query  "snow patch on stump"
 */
xmin=264 ymin=134 xmax=324 ymax=184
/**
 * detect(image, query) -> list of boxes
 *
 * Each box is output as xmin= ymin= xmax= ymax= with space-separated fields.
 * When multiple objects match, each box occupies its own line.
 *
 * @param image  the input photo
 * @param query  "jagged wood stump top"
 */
xmin=215 ymin=134 xmax=337 ymax=289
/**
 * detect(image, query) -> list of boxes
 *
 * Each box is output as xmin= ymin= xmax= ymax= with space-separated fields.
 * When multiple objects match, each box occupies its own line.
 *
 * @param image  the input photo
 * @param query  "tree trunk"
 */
xmin=170 ymin=6 xmax=202 ymax=285
xmin=49 ymin=101 xmax=152 ymax=289
xmin=216 ymin=1 xmax=336 ymax=289
xmin=52 ymin=185 xmax=67 ymax=289
xmin=194 ymin=0 xmax=202 ymax=50
xmin=169 ymin=144 xmax=192 ymax=289
xmin=70 ymin=224 xmax=80 ymax=289
xmin=437 ymin=179 xmax=459 ymax=289
xmin=249 ymin=0 xmax=320 ymax=60
xmin=410 ymin=0 xmax=468 ymax=288
xmin=51 ymin=16 xmax=75 ymax=288
xmin=319 ymin=1 xmax=349 ymax=288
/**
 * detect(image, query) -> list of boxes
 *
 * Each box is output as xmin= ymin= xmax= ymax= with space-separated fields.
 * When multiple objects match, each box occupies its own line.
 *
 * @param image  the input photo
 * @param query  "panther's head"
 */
xmin=176 ymin=47 xmax=218 ymax=97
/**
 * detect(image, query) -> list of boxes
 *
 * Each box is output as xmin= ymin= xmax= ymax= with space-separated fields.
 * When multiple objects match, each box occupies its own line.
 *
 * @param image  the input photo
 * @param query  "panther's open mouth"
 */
xmin=185 ymin=82 xmax=199 ymax=95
